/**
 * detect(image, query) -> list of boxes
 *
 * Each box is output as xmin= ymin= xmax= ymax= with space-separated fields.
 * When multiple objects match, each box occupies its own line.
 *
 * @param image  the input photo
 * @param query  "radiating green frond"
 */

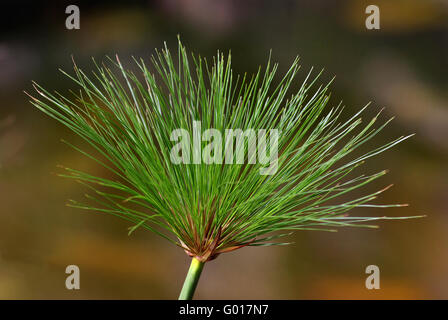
xmin=27 ymin=40 xmax=420 ymax=262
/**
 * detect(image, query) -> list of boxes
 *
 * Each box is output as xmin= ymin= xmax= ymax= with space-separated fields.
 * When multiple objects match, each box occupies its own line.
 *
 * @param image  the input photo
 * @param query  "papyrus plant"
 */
xmin=27 ymin=40 xmax=417 ymax=299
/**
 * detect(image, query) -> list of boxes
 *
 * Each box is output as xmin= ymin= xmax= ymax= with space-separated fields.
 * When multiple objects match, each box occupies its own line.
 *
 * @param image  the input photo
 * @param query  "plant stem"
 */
xmin=178 ymin=257 xmax=205 ymax=300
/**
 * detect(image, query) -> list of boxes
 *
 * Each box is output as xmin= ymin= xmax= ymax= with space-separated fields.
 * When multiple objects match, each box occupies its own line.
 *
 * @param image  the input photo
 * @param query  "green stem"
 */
xmin=178 ymin=257 xmax=205 ymax=300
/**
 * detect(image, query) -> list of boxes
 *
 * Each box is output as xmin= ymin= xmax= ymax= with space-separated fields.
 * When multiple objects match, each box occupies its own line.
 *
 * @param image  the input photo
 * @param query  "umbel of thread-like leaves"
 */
xmin=27 ymin=40 xmax=418 ymax=263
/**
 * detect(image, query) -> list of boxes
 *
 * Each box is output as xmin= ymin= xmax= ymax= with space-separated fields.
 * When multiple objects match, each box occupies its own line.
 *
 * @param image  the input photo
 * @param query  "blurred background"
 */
xmin=0 ymin=0 xmax=447 ymax=299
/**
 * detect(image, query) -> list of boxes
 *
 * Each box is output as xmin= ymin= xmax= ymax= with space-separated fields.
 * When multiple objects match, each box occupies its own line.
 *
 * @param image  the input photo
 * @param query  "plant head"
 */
xmin=27 ymin=40 xmax=417 ymax=263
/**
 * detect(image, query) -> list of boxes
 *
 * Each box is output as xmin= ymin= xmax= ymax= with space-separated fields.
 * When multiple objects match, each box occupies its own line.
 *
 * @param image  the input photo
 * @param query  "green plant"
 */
xmin=27 ymin=40 xmax=418 ymax=299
